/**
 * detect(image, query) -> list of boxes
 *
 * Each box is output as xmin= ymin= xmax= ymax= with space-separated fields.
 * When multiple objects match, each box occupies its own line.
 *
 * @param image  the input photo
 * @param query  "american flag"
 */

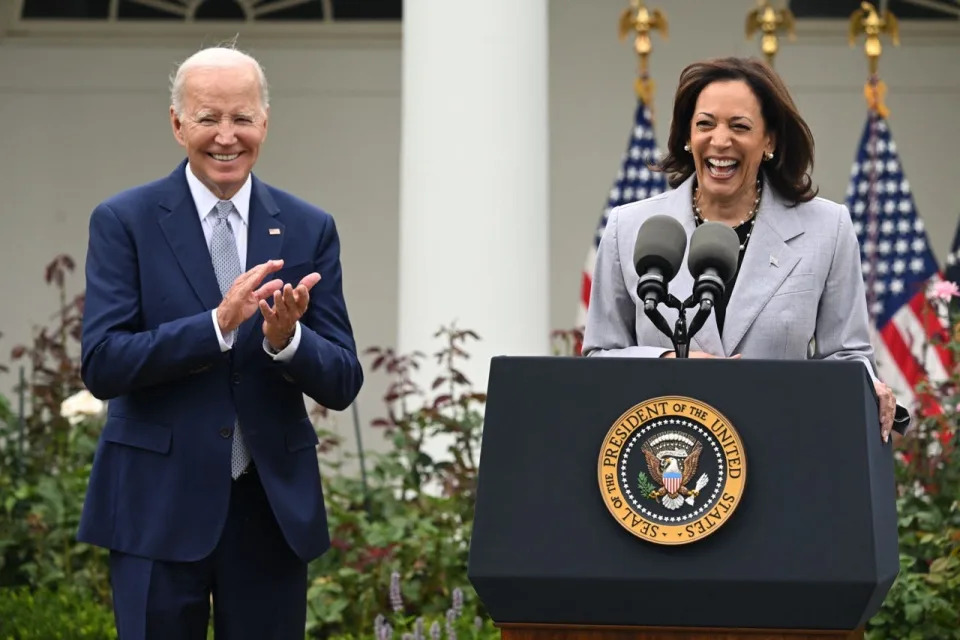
xmin=846 ymin=110 xmax=951 ymax=410
xmin=578 ymin=99 xmax=667 ymax=326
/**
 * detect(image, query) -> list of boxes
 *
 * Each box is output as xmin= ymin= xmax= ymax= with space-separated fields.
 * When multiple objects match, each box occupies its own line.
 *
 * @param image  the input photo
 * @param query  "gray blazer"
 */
xmin=582 ymin=173 xmax=877 ymax=377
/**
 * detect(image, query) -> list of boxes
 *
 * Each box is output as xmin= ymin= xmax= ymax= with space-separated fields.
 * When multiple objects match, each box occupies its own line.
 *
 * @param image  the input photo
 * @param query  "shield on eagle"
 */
xmin=663 ymin=469 xmax=682 ymax=494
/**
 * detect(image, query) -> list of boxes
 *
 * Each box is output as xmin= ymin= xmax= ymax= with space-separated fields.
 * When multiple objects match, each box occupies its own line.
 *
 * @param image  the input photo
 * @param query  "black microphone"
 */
xmin=633 ymin=215 xmax=687 ymax=311
xmin=687 ymin=221 xmax=741 ymax=311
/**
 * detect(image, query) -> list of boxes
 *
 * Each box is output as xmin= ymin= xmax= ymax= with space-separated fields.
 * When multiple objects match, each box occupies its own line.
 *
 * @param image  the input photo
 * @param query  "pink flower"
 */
xmin=929 ymin=280 xmax=960 ymax=302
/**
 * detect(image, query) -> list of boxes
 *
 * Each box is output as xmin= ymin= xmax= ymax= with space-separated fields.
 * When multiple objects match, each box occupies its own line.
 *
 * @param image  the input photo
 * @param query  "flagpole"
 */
xmin=617 ymin=0 xmax=667 ymax=108
xmin=576 ymin=2 xmax=668 ymax=329
xmin=849 ymin=1 xmax=900 ymax=325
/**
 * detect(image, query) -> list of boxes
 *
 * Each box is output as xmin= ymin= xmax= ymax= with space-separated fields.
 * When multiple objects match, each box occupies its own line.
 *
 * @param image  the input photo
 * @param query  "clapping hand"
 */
xmin=216 ymin=260 xmax=285 ymax=335
xmin=259 ymin=272 xmax=322 ymax=351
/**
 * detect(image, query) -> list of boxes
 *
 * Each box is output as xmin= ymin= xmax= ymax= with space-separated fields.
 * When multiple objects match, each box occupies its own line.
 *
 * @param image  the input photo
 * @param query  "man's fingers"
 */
xmin=258 ymin=298 xmax=277 ymax=319
xmin=273 ymin=288 xmax=293 ymax=323
xmin=261 ymin=258 xmax=285 ymax=275
xmin=298 ymin=272 xmax=321 ymax=291
xmin=254 ymin=278 xmax=284 ymax=300
xmin=281 ymin=283 xmax=297 ymax=307
xmin=293 ymin=285 xmax=310 ymax=313
xmin=238 ymin=259 xmax=285 ymax=290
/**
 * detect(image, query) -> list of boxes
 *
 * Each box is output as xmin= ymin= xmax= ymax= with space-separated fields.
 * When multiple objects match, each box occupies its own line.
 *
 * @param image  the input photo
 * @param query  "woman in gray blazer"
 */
xmin=582 ymin=57 xmax=905 ymax=440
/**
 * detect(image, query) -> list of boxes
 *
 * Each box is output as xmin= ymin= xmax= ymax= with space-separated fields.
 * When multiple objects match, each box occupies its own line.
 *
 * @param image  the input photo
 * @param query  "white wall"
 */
xmin=0 ymin=2 xmax=958 ymax=454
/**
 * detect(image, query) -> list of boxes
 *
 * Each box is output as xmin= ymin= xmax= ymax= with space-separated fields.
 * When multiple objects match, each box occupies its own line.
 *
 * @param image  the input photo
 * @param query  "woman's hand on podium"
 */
xmin=874 ymin=379 xmax=897 ymax=443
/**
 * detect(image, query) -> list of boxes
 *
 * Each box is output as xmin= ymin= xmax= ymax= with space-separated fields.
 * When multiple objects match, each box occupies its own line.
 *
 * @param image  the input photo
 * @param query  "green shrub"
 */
xmin=864 ymin=289 xmax=960 ymax=638
xmin=308 ymin=326 xmax=490 ymax=638
xmin=0 ymin=586 xmax=116 ymax=640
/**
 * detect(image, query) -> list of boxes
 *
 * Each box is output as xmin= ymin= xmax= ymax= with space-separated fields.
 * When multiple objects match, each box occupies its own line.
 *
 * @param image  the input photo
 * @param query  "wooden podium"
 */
xmin=467 ymin=357 xmax=897 ymax=640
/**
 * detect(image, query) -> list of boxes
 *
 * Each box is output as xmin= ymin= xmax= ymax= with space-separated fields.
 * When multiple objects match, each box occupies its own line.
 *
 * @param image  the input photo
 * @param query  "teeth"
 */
xmin=211 ymin=153 xmax=239 ymax=161
xmin=708 ymin=158 xmax=737 ymax=167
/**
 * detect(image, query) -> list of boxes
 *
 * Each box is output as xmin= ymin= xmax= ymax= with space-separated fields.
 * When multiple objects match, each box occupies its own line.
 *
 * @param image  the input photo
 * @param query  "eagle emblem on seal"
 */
xmin=641 ymin=430 xmax=710 ymax=510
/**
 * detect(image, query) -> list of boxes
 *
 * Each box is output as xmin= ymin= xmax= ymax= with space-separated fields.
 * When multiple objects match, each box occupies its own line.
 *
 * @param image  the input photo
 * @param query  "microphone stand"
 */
xmin=643 ymin=295 xmax=715 ymax=359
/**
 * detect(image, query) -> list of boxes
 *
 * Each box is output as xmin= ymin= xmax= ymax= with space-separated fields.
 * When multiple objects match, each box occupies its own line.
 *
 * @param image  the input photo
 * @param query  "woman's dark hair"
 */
xmin=656 ymin=57 xmax=818 ymax=204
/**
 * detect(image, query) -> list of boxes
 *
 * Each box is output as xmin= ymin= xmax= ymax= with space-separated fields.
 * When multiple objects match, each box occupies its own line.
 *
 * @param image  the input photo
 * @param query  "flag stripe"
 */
xmin=580 ymin=247 xmax=597 ymax=314
xmin=879 ymin=322 xmax=927 ymax=397
xmin=871 ymin=324 xmax=913 ymax=399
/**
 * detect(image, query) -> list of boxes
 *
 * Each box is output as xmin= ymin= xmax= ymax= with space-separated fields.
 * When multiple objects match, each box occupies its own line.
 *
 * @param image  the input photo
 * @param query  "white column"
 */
xmin=398 ymin=0 xmax=550 ymax=394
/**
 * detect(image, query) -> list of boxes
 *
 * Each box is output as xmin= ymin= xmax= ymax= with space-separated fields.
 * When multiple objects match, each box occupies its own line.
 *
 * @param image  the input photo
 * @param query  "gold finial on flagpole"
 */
xmin=849 ymin=1 xmax=900 ymax=75
xmin=745 ymin=0 xmax=796 ymax=66
xmin=849 ymin=1 xmax=899 ymax=117
xmin=618 ymin=0 xmax=667 ymax=105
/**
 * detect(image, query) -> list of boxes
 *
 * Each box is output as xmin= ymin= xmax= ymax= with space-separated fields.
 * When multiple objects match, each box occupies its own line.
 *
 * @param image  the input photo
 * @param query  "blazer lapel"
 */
xmin=157 ymin=165 xmax=223 ymax=311
xmin=721 ymin=179 xmax=803 ymax=354
xmin=235 ymin=177 xmax=285 ymax=351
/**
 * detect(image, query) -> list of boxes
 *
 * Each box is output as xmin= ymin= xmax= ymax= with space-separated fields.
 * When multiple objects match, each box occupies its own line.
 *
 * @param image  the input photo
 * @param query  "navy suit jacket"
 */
xmin=77 ymin=160 xmax=363 ymax=563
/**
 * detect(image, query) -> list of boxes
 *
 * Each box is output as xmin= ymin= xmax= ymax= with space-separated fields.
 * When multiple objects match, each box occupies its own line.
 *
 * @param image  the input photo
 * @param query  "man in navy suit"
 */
xmin=78 ymin=45 xmax=363 ymax=639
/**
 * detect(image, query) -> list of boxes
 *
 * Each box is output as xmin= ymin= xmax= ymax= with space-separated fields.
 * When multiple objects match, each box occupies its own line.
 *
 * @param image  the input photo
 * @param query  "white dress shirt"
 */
xmin=185 ymin=163 xmax=301 ymax=361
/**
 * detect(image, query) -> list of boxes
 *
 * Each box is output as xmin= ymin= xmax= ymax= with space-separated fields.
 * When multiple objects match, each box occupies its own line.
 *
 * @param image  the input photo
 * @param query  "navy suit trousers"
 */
xmin=109 ymin=467 xmax=307 ymax=640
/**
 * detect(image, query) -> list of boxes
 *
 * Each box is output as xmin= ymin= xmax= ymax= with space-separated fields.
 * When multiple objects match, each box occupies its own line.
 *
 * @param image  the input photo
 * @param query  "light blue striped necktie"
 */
xmin=210 ymin=200 xmax=251 ymax=479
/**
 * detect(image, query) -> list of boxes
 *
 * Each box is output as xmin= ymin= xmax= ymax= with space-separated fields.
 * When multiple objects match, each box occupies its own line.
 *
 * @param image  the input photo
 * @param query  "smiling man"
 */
xmin=78 ymin=46 xmax=363 ymax=639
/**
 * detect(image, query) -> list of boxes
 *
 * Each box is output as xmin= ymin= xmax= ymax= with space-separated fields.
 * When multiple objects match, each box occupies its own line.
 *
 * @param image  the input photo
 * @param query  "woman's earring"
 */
xmin=684 ymin=143 xmax=691 ymax=152
xmin=764 ymin=151 xmax=774 ymax=161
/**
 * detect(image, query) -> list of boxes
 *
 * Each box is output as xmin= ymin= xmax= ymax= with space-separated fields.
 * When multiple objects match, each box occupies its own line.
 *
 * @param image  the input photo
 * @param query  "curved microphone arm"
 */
xmin=644 ymin=295 xmax=693 ymax=358
xmin=643 ymin=299 xmax=675 ymax=344
xmin=685 ymin=297 xmax=714 ymax=341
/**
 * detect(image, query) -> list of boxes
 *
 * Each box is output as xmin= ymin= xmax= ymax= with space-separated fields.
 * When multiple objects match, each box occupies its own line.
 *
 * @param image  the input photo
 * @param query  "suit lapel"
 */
xmin=157 ymin=165 xmax=223 ymax=311
xmin=721 ymin=179 xmax=803 ymax=354
xmin=235 ymin=177 xmax=285 ymax=351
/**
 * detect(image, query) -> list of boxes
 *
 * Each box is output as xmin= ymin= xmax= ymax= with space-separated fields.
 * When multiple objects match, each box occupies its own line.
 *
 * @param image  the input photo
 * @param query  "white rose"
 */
xmin=60 ymin=389 xmax=105 ymax=425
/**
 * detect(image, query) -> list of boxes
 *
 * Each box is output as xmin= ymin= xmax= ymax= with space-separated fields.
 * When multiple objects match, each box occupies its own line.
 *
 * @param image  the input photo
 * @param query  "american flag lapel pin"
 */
xmin=269 ymin=228 xmax=281 ymax=235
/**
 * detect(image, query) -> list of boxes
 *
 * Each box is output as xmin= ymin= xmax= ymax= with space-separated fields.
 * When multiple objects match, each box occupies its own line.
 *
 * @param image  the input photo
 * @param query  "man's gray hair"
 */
xmin=170 ymin=45 xmax=270 ymax=116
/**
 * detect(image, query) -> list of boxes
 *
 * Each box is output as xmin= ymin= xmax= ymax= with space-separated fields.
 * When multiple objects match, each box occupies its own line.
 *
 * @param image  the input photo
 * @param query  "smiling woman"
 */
xmin=582 ymin=56 xmax=909 ymax=444
xmin=658 ymin=57 xmax=817 ymax=213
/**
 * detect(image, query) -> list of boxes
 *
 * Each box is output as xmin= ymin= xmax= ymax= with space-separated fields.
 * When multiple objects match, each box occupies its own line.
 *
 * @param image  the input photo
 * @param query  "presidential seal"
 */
xmin=597 ymin=396 xmax=746 ymax=545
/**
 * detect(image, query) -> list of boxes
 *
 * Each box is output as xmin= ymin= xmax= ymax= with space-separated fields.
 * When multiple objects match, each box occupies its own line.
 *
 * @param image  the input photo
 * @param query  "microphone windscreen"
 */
xmin=633 ymin=215 xmax=687 ymax=283
xmin=688 ymin=221 xmax=741 ymax=283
